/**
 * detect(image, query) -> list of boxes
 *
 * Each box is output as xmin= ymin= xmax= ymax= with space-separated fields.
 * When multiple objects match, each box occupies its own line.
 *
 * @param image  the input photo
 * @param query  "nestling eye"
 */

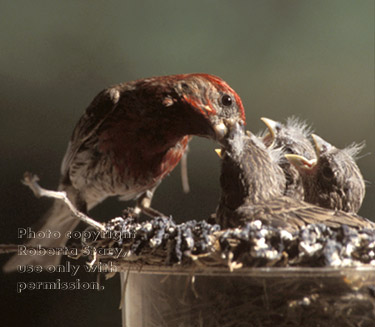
xmin=322 ymin=166 xmax=334 ymax=180
xmin=221 ymin=94 xmax=232 ymax=106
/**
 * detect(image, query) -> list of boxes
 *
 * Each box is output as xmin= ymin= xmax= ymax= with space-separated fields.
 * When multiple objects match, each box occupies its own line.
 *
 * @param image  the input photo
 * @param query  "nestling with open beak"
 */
xmin=216 ymin=123 xmax=374 ymax=231
xmin=285 ymin=134 xmax=365 ymax=213
xmin=260 ymin=117 xmax=316 ymax=200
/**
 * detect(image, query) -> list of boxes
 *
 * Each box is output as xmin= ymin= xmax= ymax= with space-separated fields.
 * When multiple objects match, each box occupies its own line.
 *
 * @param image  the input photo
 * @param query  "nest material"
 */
xmin=96 ymin=214 xmax=375 ymax=327
xmin=123 ymin=267 xmax=375 ymax=327
xmin=86 ymin=213 xmax=375 ymax=270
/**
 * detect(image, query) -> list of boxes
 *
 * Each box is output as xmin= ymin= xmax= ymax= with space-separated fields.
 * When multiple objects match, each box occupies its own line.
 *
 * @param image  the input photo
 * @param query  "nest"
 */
xmin=87 ymin=213 xmax=375 ymax=270
xmin=89 ymin=213 xmax=375 ymax=327
xmin=5 ymin=174 xmax=374 ymax=326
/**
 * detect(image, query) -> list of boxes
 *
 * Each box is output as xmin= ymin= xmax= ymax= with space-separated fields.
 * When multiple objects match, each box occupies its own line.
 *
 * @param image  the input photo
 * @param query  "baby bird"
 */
xmin=216 ymin=123 xmax=286 ymax=228
xmin=285 ymin=134 xmax=366 ymax=213
xmin=216 ymin=123 xmax=373 ymax=232
xmin=260 ymin=117 xmax=316 ymax=200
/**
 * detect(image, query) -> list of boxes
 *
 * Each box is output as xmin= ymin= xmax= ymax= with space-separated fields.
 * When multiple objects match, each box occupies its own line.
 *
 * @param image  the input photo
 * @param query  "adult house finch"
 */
xmin=285 ymin=134 xmax=365 ymax=213
xmin=216 ymin=123 xmax=374 ymax=232
xmin=260 ymin=117 xmax=316 ymax=200
xmin=4 ymin=73 xmax=246 ymax=271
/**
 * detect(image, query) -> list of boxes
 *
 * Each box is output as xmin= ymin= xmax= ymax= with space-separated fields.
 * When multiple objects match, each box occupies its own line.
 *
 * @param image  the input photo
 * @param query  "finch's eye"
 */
xmin=221 ymin=94 xmax=232 ymax=106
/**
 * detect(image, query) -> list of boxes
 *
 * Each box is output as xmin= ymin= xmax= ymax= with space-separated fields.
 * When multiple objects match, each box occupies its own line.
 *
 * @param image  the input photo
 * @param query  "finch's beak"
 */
xmin=213 ymin=118 xmax=245 ymax=144
xmin=213 ymin=122 xmax=228 ymax=141
xmin=311 ymin=134 xmax=331 ymax=156
xmin=285 ymin=154 xmax=317 ymax=172
xmin=214 ymin=121 xmax=245 ymax=158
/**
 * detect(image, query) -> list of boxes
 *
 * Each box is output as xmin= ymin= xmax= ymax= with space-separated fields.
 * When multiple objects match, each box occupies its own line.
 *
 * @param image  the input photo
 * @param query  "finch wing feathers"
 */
xmin=60 ymin=87 xmax=122 ymax=176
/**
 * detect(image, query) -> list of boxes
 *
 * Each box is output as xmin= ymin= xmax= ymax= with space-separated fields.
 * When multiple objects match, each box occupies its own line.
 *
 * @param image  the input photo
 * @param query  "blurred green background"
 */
xmin=1 ymin=1 xmax=373 ymax=326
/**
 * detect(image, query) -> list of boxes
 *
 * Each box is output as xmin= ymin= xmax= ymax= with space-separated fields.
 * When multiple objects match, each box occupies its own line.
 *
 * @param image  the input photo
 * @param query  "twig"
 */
xmin=22 ymin=172 xmax=106 ymax=232
xmin=0 ymin=244 xmax=19 ymax=254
